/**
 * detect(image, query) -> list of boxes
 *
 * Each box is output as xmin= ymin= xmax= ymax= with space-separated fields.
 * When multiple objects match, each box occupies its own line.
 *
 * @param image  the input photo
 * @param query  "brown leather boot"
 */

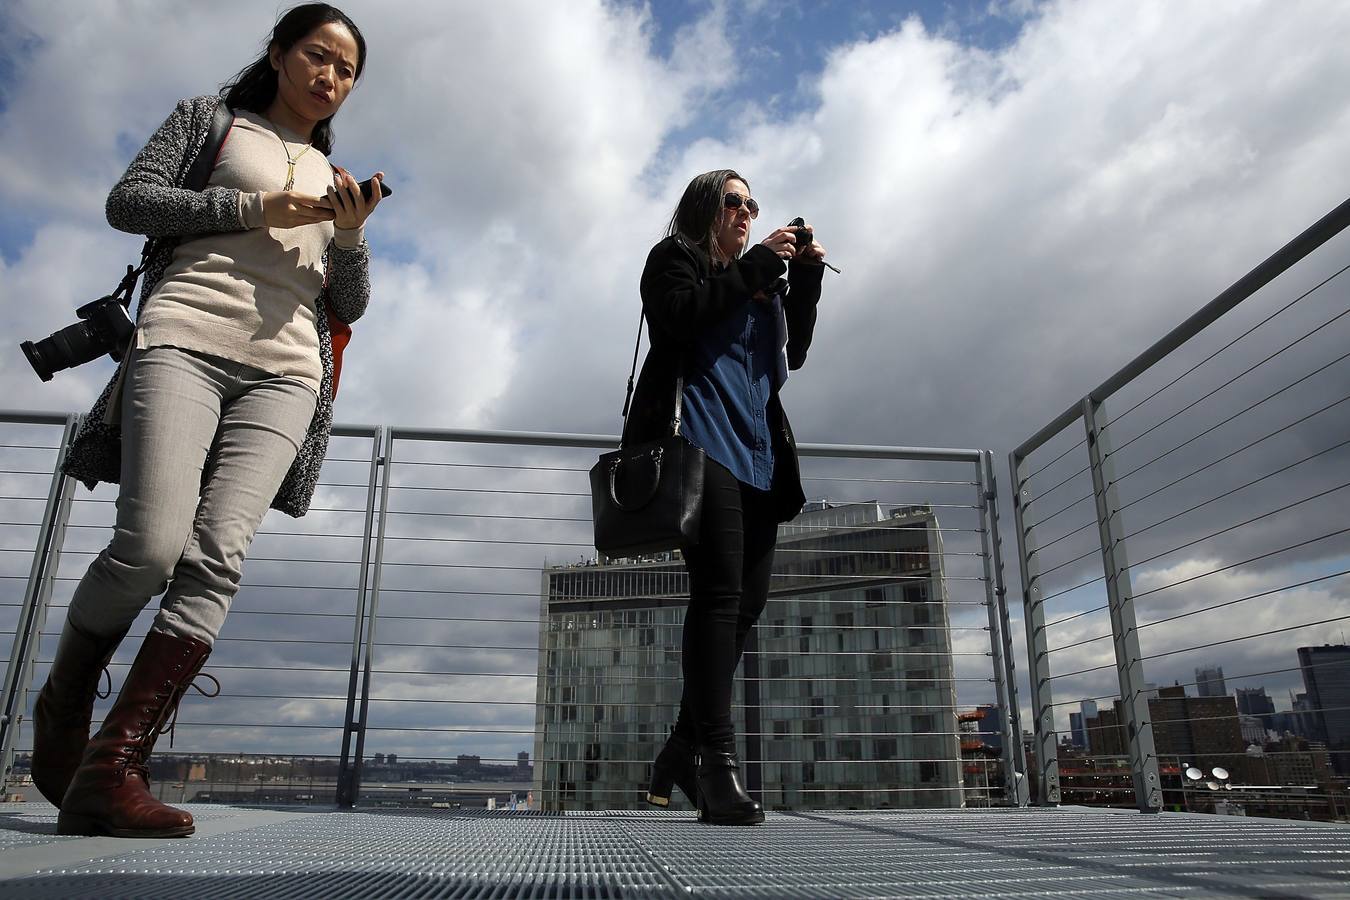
xmin=31 ymin=621 xmax=126 ymax=807
xmin=57 ymin=630 xmax=211 ymax=838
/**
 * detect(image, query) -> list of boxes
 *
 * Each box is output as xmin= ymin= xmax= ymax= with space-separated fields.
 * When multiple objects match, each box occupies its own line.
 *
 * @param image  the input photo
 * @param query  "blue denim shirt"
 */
xmin=680 ymin=292 xmax=787 ymax=490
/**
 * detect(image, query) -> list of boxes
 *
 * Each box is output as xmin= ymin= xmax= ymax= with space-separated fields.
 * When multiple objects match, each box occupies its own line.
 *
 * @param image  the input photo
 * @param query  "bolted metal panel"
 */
xmin=1007 ymin=451 xmax=1059 ymax=805
xmin=974 ymin=451 xmax=1025 ymax=806
xmin=1081 ymin=398 xmax=1161 ymax=812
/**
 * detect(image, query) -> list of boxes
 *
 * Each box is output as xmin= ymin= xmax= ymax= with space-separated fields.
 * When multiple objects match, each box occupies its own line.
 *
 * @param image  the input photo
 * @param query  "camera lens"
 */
xmin=20 ymin=321 xmax=102 ymax=382
xmin=20 ymin=340 xmax=55 ymax=382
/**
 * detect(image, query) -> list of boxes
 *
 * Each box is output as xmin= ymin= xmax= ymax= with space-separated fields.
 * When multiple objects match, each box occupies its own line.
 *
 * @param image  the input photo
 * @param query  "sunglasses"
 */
xmin=723 ymin=192 xmax=759 ymax=219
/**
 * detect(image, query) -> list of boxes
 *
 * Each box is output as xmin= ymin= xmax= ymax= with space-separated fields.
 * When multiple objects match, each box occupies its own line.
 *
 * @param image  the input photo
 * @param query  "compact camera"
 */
xmin=21 ymin=295 xmax=135 ymax=382
xmin=788 ymin=217 xmax=813 ymax=256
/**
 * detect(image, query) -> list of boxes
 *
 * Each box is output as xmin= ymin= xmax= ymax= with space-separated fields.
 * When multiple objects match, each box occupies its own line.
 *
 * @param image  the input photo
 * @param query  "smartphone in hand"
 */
xmin=356 ymin=177 xmax=392 ymax=203
xmin=321 ymin=177 xmax=392 ymax=207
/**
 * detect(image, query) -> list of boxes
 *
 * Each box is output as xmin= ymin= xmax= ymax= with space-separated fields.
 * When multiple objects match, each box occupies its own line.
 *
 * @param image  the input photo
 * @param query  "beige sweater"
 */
xmin=135 ymin=109 xmax=363 ymax=393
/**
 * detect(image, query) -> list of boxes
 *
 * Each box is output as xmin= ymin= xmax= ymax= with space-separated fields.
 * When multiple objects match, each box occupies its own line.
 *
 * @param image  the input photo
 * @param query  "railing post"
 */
xmin=742 ymin=627 xmax=763 ymax=802
xmin=347 ymin=430 xmax=395 ymax=804
xmin=976 ymin=452 xmax=1028 ymax=806
xmin=0 ymin=415 xmax=78 ymax=790
xmin=337 ymin=426 xmax=383 ymax=807
xmin=1081 ymin=398 xmax=1162 ymax=813
xmin=1009 ymin=449 xmax=1059 ymax=805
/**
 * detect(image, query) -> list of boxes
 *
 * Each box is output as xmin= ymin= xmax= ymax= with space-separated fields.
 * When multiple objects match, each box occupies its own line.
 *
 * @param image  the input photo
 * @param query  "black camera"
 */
xmin=788 ymin=217 xmax=813 ymax=256
xmin=21 ymin=296 xmax=135 ymax=382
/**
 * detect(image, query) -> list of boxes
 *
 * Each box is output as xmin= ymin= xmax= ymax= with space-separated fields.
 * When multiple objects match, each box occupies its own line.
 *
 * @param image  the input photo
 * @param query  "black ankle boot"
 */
xmin=696 ymin=746 xmax=763 ymax=825
xmin=646 ymin=731 xmax=697 ymax=807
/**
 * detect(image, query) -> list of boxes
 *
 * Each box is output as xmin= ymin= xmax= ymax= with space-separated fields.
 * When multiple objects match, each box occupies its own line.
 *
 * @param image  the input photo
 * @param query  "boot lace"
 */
xmin=157 ymin=672 xmax=221 ymax=750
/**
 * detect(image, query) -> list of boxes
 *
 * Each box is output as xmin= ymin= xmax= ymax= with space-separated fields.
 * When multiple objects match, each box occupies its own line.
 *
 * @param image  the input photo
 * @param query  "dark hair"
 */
xmin=665 ymin=169 xmax=748 ymax=260
xmin=221 ymin=3 xmax=366 ymax=155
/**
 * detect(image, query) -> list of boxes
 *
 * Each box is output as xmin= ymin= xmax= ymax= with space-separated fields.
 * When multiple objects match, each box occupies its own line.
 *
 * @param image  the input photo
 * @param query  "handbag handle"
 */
xmin=618 ymin=309 xmax=685 ymax=441
xmin=606 ymin=444 xmax=665 ymax=511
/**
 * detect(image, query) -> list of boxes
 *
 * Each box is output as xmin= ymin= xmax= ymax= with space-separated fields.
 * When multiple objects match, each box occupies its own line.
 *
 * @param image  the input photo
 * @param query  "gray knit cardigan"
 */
xmin=62 ymin=95 xmax=370 ymax=517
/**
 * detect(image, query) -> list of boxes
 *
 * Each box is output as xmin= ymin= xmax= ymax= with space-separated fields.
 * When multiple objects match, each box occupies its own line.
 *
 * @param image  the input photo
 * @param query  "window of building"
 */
xmin=875 ymin=738 xmax=897 ymax=761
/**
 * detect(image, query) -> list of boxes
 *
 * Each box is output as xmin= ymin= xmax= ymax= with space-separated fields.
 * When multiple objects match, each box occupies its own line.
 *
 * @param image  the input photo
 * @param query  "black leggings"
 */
xmin=675 ymin=458 xmax=779 ymax=748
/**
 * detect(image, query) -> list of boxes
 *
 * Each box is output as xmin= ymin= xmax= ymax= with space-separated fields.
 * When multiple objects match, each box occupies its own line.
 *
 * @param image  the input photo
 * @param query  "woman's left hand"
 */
xmin=326 ymin=170 xmax=384 ymax=230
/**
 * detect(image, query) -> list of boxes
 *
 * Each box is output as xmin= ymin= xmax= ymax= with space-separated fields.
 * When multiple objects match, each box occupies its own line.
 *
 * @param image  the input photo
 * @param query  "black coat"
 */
xmin=622 ymin=234 xmax=824 ymax=523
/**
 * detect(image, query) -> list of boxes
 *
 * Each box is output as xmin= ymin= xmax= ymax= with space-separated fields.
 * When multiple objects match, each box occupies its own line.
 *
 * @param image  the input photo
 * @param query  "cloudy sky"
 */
xmin=3 ymin=0 xmax=1349 ymax=779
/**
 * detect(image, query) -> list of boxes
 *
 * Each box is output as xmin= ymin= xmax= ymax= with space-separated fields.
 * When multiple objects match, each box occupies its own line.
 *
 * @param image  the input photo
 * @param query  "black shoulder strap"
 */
xmin=186 ymin=101 xmax=235 ymax=192
xmin=619 ymin=309 xmax=644 ymax=420
xmin=119 ymin=102 xmax=234 ymax=309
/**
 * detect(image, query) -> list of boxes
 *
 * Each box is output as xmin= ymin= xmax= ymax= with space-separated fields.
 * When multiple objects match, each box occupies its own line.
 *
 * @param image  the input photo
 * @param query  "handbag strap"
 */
xmin=619 ymin=310 xmax=684 ymax=439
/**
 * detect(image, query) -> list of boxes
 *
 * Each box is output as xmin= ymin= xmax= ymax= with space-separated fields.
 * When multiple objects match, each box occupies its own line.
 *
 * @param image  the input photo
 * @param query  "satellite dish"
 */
xmin=1211 ymin=767 xmax=1229 ymax=780
xmin=1185 ymin=767 xmax=1203 ymax=781
xmin=1206 ymin=781 xmax=1220 ymax=791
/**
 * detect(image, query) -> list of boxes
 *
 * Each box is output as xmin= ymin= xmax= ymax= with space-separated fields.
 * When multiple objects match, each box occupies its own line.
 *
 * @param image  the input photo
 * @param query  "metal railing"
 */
xmin=1010 ymin=196 xmax=1350 ymax=818
xmin=0 ymin=415 xmax=1025 ymax=811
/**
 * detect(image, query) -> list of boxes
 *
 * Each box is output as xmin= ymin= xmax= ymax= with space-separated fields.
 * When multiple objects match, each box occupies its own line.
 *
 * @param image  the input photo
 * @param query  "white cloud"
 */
xmin=5 ymin=0 xmax=1350 ymax=761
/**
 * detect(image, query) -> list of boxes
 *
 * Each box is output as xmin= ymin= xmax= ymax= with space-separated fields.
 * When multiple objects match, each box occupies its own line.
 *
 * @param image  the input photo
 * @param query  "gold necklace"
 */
xmin=265 ymin=118 xmax=313 ymax=190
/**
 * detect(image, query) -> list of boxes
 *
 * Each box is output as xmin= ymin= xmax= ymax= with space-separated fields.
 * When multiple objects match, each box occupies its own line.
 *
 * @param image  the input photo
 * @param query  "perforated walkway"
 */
xmin=1 ymin=802 xmax=1347 ymax=898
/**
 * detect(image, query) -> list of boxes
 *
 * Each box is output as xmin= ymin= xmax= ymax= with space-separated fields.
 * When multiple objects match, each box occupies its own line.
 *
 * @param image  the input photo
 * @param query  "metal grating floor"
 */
xmin=1 ymin=803 xmax=1347 ymax=898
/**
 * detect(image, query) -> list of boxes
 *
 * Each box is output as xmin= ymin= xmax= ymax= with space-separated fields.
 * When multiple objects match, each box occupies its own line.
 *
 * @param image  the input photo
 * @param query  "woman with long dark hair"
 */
xmin=628 ymin=170 xmax=827 ymax=824
xmin=34 ymin=3 xmax=381 ymax=838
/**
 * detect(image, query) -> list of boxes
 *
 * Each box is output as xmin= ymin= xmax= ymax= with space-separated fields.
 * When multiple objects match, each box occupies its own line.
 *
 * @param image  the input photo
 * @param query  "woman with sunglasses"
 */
xmin=626 ymin=170 xmax=828 ymax=824
xmin=34 ymin=3 xmax=380 ymax=838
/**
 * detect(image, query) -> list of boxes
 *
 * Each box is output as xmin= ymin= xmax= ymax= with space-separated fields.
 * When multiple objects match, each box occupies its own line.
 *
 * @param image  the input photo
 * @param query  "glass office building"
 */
xmin=533 ymin=501 xmax=962 ymax=811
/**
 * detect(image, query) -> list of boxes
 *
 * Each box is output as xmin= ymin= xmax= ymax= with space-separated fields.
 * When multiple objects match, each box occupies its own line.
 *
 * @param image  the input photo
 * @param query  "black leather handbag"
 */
xmin=589 ymin=314 xmax=705 ymax=558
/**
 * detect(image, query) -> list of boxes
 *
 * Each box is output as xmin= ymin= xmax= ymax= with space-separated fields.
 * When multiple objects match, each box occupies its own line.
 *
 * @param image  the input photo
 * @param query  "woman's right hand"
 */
xmin=760 ymin=227 xmax=798 ymax=259
xmin=261 ymin=191 xmax=337 ymax=228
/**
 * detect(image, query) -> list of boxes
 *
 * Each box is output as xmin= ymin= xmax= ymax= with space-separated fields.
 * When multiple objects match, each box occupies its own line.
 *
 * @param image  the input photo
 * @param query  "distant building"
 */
xmin=1238 ymin=715 xmax=1266 ymax=745
xmin=1297 ymin=644 xmax=1350 ymax=775
xmin=1291 ymin=691 xmax=1318 ymax=738
xmin=1087 ymin=687 xmax=1247 ymax=773
xmin=1068 ymin=712 xmax=1086 ymax=750
xmin=533 ymin=502 xmax=964 ymax=811
xmin=1194 ymin=665 xmax=1226 ymax=698
xmin=1235 ymin=687 xmax=1276 ymax=731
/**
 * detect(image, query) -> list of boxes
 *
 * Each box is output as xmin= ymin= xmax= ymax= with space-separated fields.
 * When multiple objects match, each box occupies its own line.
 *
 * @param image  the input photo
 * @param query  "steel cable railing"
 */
xmin=0 ymin=415 xmax=1022 ymax=815
xmin=1009 ymin=195 xmax=1350 ymax=818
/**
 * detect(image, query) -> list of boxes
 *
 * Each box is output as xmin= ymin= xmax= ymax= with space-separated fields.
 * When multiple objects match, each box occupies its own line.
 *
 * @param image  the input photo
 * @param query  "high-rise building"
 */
xmin=1297 ymin=644 xmax=1350 ymax=775
xmin=1071 ymin=699 xmax=1098 ymax=750
xmin=1235 ymin=687 xmax=1276 ymax=731
xmin=533 ymin=502 xmax=963 ymax=811
xmin=1194 ymin=665 xmax=1226 ymax=698
xmin=1069 ymin=712 xmax=1085 ymax=749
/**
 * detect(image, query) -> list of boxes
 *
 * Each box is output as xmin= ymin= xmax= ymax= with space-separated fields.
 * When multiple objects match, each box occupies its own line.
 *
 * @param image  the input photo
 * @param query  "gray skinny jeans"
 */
xmin=66 ymin=346 xmax=316 ymax=646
